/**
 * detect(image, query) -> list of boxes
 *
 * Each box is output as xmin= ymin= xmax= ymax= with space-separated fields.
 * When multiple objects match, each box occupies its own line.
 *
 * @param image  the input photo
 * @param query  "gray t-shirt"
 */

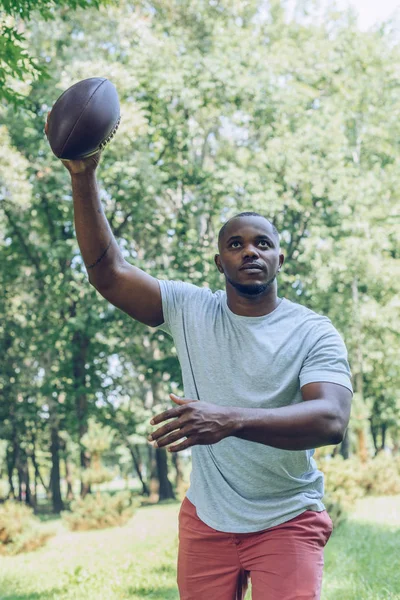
xmin=156 ymin=279 xmax=353 ymax=533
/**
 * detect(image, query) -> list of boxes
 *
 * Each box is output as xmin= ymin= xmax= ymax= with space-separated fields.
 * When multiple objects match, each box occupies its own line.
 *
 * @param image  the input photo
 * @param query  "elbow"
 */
xmin=328 ymin=420 xmax=347 ymax=445
xmin=87 ymin=265 xmax=118 ymax=291
xmin=329 ymin=429 xmax=344 ymax=446
xmin=88 ymin=274 xmax=102 ymax=291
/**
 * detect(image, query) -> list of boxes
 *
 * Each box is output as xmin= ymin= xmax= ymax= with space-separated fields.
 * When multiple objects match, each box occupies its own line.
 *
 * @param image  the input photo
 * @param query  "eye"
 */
xmin=229 ymin=239 xmax=272 ymax=249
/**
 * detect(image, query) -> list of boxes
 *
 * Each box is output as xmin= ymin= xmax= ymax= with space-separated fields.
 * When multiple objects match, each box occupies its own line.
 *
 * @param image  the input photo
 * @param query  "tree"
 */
xmin=80 ymin=418 xmax=114 ymax=491
xmin=0 ymin=0 xmax=107 ymax=104
xmin=1 ymin=0 xmax=399 ymax=513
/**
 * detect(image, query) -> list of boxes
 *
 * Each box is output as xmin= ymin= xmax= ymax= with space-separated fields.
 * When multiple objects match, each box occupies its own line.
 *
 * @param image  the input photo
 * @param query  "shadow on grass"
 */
xmin=139 ymin=499 xmax=181 ymax=509
xmin=323 ymin=519 xmax=400 ymax=600
xmin=152 ymin=563 xmax=176 ymax=576
xmin=34 ymin=502 xmax=63 ymax=524
xmin=124 ymin=560 xmax=178 ymax=599
xmin=36 ymin=513 xmax=63 ymax=524
xmin=125 ymin=584 xmax=178 ymax=599
xmin=33 ymin=497 xmax=181 ymax=522
xmin=0 ymin=587 xmax=64 ymax=600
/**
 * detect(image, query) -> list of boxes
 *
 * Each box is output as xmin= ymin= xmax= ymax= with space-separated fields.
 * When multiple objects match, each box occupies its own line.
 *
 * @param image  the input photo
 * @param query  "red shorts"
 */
xmin=177 ymin=497 xmax=333 ymax=600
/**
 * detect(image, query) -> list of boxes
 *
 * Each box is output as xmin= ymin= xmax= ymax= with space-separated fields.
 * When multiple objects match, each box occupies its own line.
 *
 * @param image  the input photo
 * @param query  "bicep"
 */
xmin=301 ymin=381 xmax=352 ymax=428
xmin=95 ymin=261 xmax=164 ymax=327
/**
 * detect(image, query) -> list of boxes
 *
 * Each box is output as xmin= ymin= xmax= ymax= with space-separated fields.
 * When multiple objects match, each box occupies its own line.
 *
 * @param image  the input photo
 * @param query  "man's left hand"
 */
xmin=148 ymin=394 xmax=235 ymax=452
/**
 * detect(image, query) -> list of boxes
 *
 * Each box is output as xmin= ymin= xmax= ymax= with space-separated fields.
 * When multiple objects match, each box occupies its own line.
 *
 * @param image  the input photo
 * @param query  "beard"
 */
xmin=225 ymin=273 xmax=277 ymax=296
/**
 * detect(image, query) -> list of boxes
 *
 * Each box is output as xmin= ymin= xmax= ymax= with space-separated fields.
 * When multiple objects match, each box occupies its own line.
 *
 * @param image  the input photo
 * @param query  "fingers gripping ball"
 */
xmin=46 ymin=77 xmax=120 ymax=160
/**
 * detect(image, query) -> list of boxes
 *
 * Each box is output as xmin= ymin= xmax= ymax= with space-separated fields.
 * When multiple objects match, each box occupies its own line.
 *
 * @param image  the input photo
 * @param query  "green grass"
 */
xmin=0 ymin=502 xmax=180 ymax=600
xmin=0 ymin=496 xmax=399 ymax=599
xmin=322 ymin=495 xmax=400 ymax=600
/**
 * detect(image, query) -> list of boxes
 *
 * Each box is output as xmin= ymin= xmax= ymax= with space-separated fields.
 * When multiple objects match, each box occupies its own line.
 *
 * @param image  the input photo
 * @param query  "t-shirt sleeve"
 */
xmin=155 ymin=279 xmax=202 ymax=336
xmin=299 ymin=322 xmax=353 ymax=393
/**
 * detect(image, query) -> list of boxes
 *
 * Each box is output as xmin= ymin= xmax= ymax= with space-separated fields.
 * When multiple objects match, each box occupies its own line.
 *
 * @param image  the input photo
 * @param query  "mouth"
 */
xmin=240 ymin=264 xmax=264 ymax=272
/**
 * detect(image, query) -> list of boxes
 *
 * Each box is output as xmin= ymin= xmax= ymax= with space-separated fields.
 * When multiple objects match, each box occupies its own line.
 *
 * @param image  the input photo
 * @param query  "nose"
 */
xmin=242 ymin=244 xmax=260 ymax=259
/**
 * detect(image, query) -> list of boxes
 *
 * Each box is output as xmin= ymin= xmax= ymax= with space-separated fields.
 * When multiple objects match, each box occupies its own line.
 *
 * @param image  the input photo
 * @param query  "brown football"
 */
xmin=47 ymin=77 xmax=120 ymax=160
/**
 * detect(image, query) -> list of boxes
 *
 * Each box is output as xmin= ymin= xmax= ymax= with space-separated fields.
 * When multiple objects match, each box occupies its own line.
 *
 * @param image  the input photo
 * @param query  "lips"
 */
xmin=240 ymin=263 xmax=264 ymax=271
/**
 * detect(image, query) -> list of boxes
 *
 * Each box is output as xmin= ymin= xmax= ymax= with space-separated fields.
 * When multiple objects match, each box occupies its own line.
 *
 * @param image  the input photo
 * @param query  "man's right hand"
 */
xmin=44 ymin=111 xmax=164 ymax=329
xmin=61 ymin=151 xmax=102 ymax=175
xmin=45 ymin=111 xmax=102 ymax=174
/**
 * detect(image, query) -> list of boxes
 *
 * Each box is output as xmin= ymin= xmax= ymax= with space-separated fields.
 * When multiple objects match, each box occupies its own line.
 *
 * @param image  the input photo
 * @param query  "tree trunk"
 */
xmin=49 ymin=426 xmax=64 ymax=513
xmin=59 ymin=434 xmax=74 ymax=501
xmin=17 ymin=451 xmax=32 ymax=506
xmin=33 ymin=461 xmax=38 ymax=507
xmin=30 ymin=456 xmax=37 ymax=509
xmin=381 ymin=424 xmax=387 ymax=451
xmin=340 ymin=428 xmax=350 ymax=459
xmin=148 ymin=445 xmax=159 ymax=503
xmin=393 ymin=435 xmax=399 ymax=455
xmin=146 ymin=372 xmax=175 ymax=501
xmin=128 ymin=443 xmax=149 ymax=496
xmin=64 ymin=459 xmax=74 ymax=501
xmin=172 ymin=452 xmax=184 ymax=488
xmin=156 ymin=448 xmax=175 ymax=501
xmin=72 ymin=330 xmax=91 ymax=497
xmin=79 ymin=448 xmax=91 ymax=497
xmin=370 ymin=419 xmax=379 ymax=455
xmin=31 ymin=440 xmax=50 ymax=496
xmin=6 ymin=445 xmax=16 ymax=499
xmin=352 ymin=277 xmax=368 ymax=463
xmin=356 ymin=428 xmax=368 ymax=463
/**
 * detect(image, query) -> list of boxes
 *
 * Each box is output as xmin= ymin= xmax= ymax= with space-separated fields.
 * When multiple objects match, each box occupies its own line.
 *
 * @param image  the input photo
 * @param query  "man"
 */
xmin=48 ymin=138 xmax=352 ymax=599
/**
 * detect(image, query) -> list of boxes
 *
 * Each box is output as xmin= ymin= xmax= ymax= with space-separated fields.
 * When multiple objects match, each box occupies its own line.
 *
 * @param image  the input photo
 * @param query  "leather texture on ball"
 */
xmin=47 ymin=77 xmax=120 ymax=160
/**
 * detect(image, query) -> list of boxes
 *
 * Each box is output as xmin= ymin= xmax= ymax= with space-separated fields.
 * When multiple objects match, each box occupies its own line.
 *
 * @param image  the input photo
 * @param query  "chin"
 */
xmin=227 ymin=278 xmax=273 ymax=296
xmin=238 ymin=283 xmax=269 ymax=296
xmin=225 ymin=273 xmax=277 ymax=296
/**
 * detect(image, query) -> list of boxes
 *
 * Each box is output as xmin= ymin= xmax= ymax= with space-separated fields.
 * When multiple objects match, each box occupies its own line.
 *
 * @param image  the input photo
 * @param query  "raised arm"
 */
xmin=46 ymin=115 xmax=164 ymax=327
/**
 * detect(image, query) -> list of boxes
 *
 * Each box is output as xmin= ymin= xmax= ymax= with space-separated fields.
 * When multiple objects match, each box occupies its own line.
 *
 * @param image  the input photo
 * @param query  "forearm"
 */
xmin=71 ymin=171 xmax=125 ymax=287
xmin=230 ymin=399 xmax=344 ymax=451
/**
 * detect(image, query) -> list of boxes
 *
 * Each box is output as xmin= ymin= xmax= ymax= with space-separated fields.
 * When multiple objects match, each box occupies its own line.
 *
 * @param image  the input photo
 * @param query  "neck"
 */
xmin=225 ymin=280 xmax=282 ymax=317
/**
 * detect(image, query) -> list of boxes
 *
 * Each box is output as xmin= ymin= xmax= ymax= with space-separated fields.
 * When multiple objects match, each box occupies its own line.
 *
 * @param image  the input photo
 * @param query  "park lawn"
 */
xmin=322 ymin=495 xmax=400 ymax=600
xmin=0 ymin=501 xmax=180 ymax=600
xmin=0 ymin=496 xmax=398 ymax=600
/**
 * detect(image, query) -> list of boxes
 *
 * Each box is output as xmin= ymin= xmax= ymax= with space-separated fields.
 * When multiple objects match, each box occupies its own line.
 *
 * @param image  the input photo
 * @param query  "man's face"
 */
xmin=214 ymin=216 xmax=284 ymax=296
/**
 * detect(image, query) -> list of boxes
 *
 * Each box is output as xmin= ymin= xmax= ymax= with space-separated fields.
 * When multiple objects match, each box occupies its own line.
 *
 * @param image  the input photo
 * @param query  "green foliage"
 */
xmin=0 ymin=480 xmax=9 ymax=500
xmin=320 ymin=456 xmax=365 ymax=511
xmin=323 ymin=494 xmax=347 ymax=530
xmin=81 ymin=418 xmax=115 ymax=454
xmin=61 ymin=491 xmax=139 ymax=531
xmin=81 ymin=418 xmax=116 ymax=486
xmin=0 ymin=500 xmax=52 ymax=555
xmin=0 ymin=439 xmax=7 ymax=473
xmin=321 ymin=454 xmax=400 ymax=528
xmin=0 ymin=499 xmax=399 ymax=599
xmin=81 ymin=465 xmax=114 ymax=486
xmin=0 ymin=0 xmax=400 ymax=510
xmin=0 ymin=0 xmax=108 ymax=104
xmin=359 ymin=453 xmax=400 ymax=496
xmin=1 ymin=0 xmax=104 ymax=19
xmin=395 ymin=455 xmax=400 ymax=476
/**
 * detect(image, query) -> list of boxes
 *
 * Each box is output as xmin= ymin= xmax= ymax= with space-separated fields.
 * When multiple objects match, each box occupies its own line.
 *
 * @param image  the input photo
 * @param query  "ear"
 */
xmin=214 ymin=254 xmax=224 ymax=274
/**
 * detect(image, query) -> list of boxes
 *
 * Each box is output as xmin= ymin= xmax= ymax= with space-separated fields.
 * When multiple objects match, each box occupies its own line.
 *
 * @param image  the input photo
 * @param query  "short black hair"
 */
xmin=218 ymin=212 xmax=279 ymax=249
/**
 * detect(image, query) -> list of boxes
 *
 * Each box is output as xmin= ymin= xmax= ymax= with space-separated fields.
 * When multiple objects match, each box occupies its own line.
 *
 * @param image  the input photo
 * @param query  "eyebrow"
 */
xmin=226 ymin=234 xmax=275 ymax=246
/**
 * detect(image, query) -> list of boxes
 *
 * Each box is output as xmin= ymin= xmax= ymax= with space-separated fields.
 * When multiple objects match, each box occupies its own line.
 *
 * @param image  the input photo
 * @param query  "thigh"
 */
xmin=177 ymin=497 xmax=249 ymax=600
xmin=241 ymin=510 xmax=333 ymax=600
